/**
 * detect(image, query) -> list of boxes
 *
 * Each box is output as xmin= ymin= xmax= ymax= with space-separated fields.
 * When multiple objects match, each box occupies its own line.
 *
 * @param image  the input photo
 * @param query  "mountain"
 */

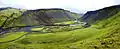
xmin=80 ymin=5 xmax=120 ymax=24
xmin=0 ymin=7 xmax=13 ymax=11
xmin=0 ymin=7 xmax=25 ymax=28
xmin=1 ymin=5 xmax=120 ymax=49
xmin=0 ymin=7 xmax=80 ymax=28
xmin=20 ymin=8 xmax=80 ymax=25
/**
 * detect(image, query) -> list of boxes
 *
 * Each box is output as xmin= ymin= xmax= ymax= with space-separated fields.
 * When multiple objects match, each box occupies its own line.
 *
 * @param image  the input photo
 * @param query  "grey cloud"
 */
xmin=0 ymin=0 xmax=8 ymax=8
xmin=115 ymin=0 xmax=120 ymax=4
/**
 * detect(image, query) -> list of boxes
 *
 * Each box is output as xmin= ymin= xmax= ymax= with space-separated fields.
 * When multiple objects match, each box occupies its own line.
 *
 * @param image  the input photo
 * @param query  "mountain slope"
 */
xmin=0 ymin=8 xmax=80 ymax=28
xmin=76 ymin=12 xmax=120 ymax=49
xmin=0 ymin=5 xmax=120 ymax=49
xmin=0 ymin=7 xmax=25 ymax=28
xmin=0 ymin=11 xmax=120 ymax=49
xmin=20 ymin=8 xmax=79 ymax=25
xmin=80 ymin=5 xmax=120 ymax=24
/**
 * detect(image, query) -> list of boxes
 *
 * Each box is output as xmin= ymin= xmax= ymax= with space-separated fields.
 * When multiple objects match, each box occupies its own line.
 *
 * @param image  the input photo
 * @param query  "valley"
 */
xmin=0 ymin=5 xmax=120 ymax=49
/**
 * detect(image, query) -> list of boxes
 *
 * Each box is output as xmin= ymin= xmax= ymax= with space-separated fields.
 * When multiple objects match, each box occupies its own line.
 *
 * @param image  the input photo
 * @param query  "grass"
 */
xmin=55 ymin=21 xmax=75 ymax=24
xmin=31 ymin=27 xmax=43 ymax=31
xmin=0 ymin=32 xmax=26 ymax=42
xmin=18 ymin=27 xmax=99 ymax=44
xmin=0 ymin=12 xmax=120 ymax=49
xmin=0 ymin=26 xmax=100 ymax=49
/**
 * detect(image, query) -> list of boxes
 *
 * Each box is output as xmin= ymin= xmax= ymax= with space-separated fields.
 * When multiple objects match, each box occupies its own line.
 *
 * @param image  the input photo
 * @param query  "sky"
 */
xmin=0 ymin=0 xmax=120 ymax=13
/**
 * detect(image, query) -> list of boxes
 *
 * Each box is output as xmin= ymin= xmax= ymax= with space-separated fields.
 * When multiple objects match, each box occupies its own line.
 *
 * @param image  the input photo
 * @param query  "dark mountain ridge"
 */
xmin=0 ymin=7 xmax=12 ymax=11
xmin=81 ymin=5 xmax=120 ymax=24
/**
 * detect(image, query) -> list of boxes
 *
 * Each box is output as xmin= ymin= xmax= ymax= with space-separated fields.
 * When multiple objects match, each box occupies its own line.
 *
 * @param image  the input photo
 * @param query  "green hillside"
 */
xmin=0 ymin=11 xmax=120 ymax=49
xmin=0 ymin=8 xmax=25 ymax=28
xmin=0 ymin=8 xmax=80 ymax=28
xmin=0 ymin=6 xmax=120 ymax=49
xmin=80 ymin=5 xmax=120 ymax=24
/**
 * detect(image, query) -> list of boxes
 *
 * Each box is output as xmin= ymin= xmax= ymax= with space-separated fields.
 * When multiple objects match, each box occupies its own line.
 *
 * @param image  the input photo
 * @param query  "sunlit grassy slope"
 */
xmin=0 ymin=12 xmax=120 ymax=49
xmin=0 ymin=32 xmax=26 ymax=42
xmin=55 ymin=21 xmax=75 ymax=24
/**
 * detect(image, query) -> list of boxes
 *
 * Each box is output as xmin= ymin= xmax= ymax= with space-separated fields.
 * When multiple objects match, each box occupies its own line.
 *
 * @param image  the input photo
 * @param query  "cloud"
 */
xmin=0 ymin=0 xmax=6 ymax=7
xmin=115 ymin=0 xmax=120 ymax=4
xmin=0 ymin=0 xmax=118 ymax=13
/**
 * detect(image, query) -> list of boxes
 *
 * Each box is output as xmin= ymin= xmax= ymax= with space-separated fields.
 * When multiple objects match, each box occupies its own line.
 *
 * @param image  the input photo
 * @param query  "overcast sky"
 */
xmin=0 ymin=0 xmax=120 ymax=13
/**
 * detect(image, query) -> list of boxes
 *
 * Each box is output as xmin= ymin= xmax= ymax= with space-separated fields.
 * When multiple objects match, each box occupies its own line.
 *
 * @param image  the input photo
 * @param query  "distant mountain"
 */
xmin=0 ymin=7 xmax=15 ymax=11
xmin=80 ymin=5 xmax=120 ymax=24
xmin=79 ymin=13 xmax=84 ymax=17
